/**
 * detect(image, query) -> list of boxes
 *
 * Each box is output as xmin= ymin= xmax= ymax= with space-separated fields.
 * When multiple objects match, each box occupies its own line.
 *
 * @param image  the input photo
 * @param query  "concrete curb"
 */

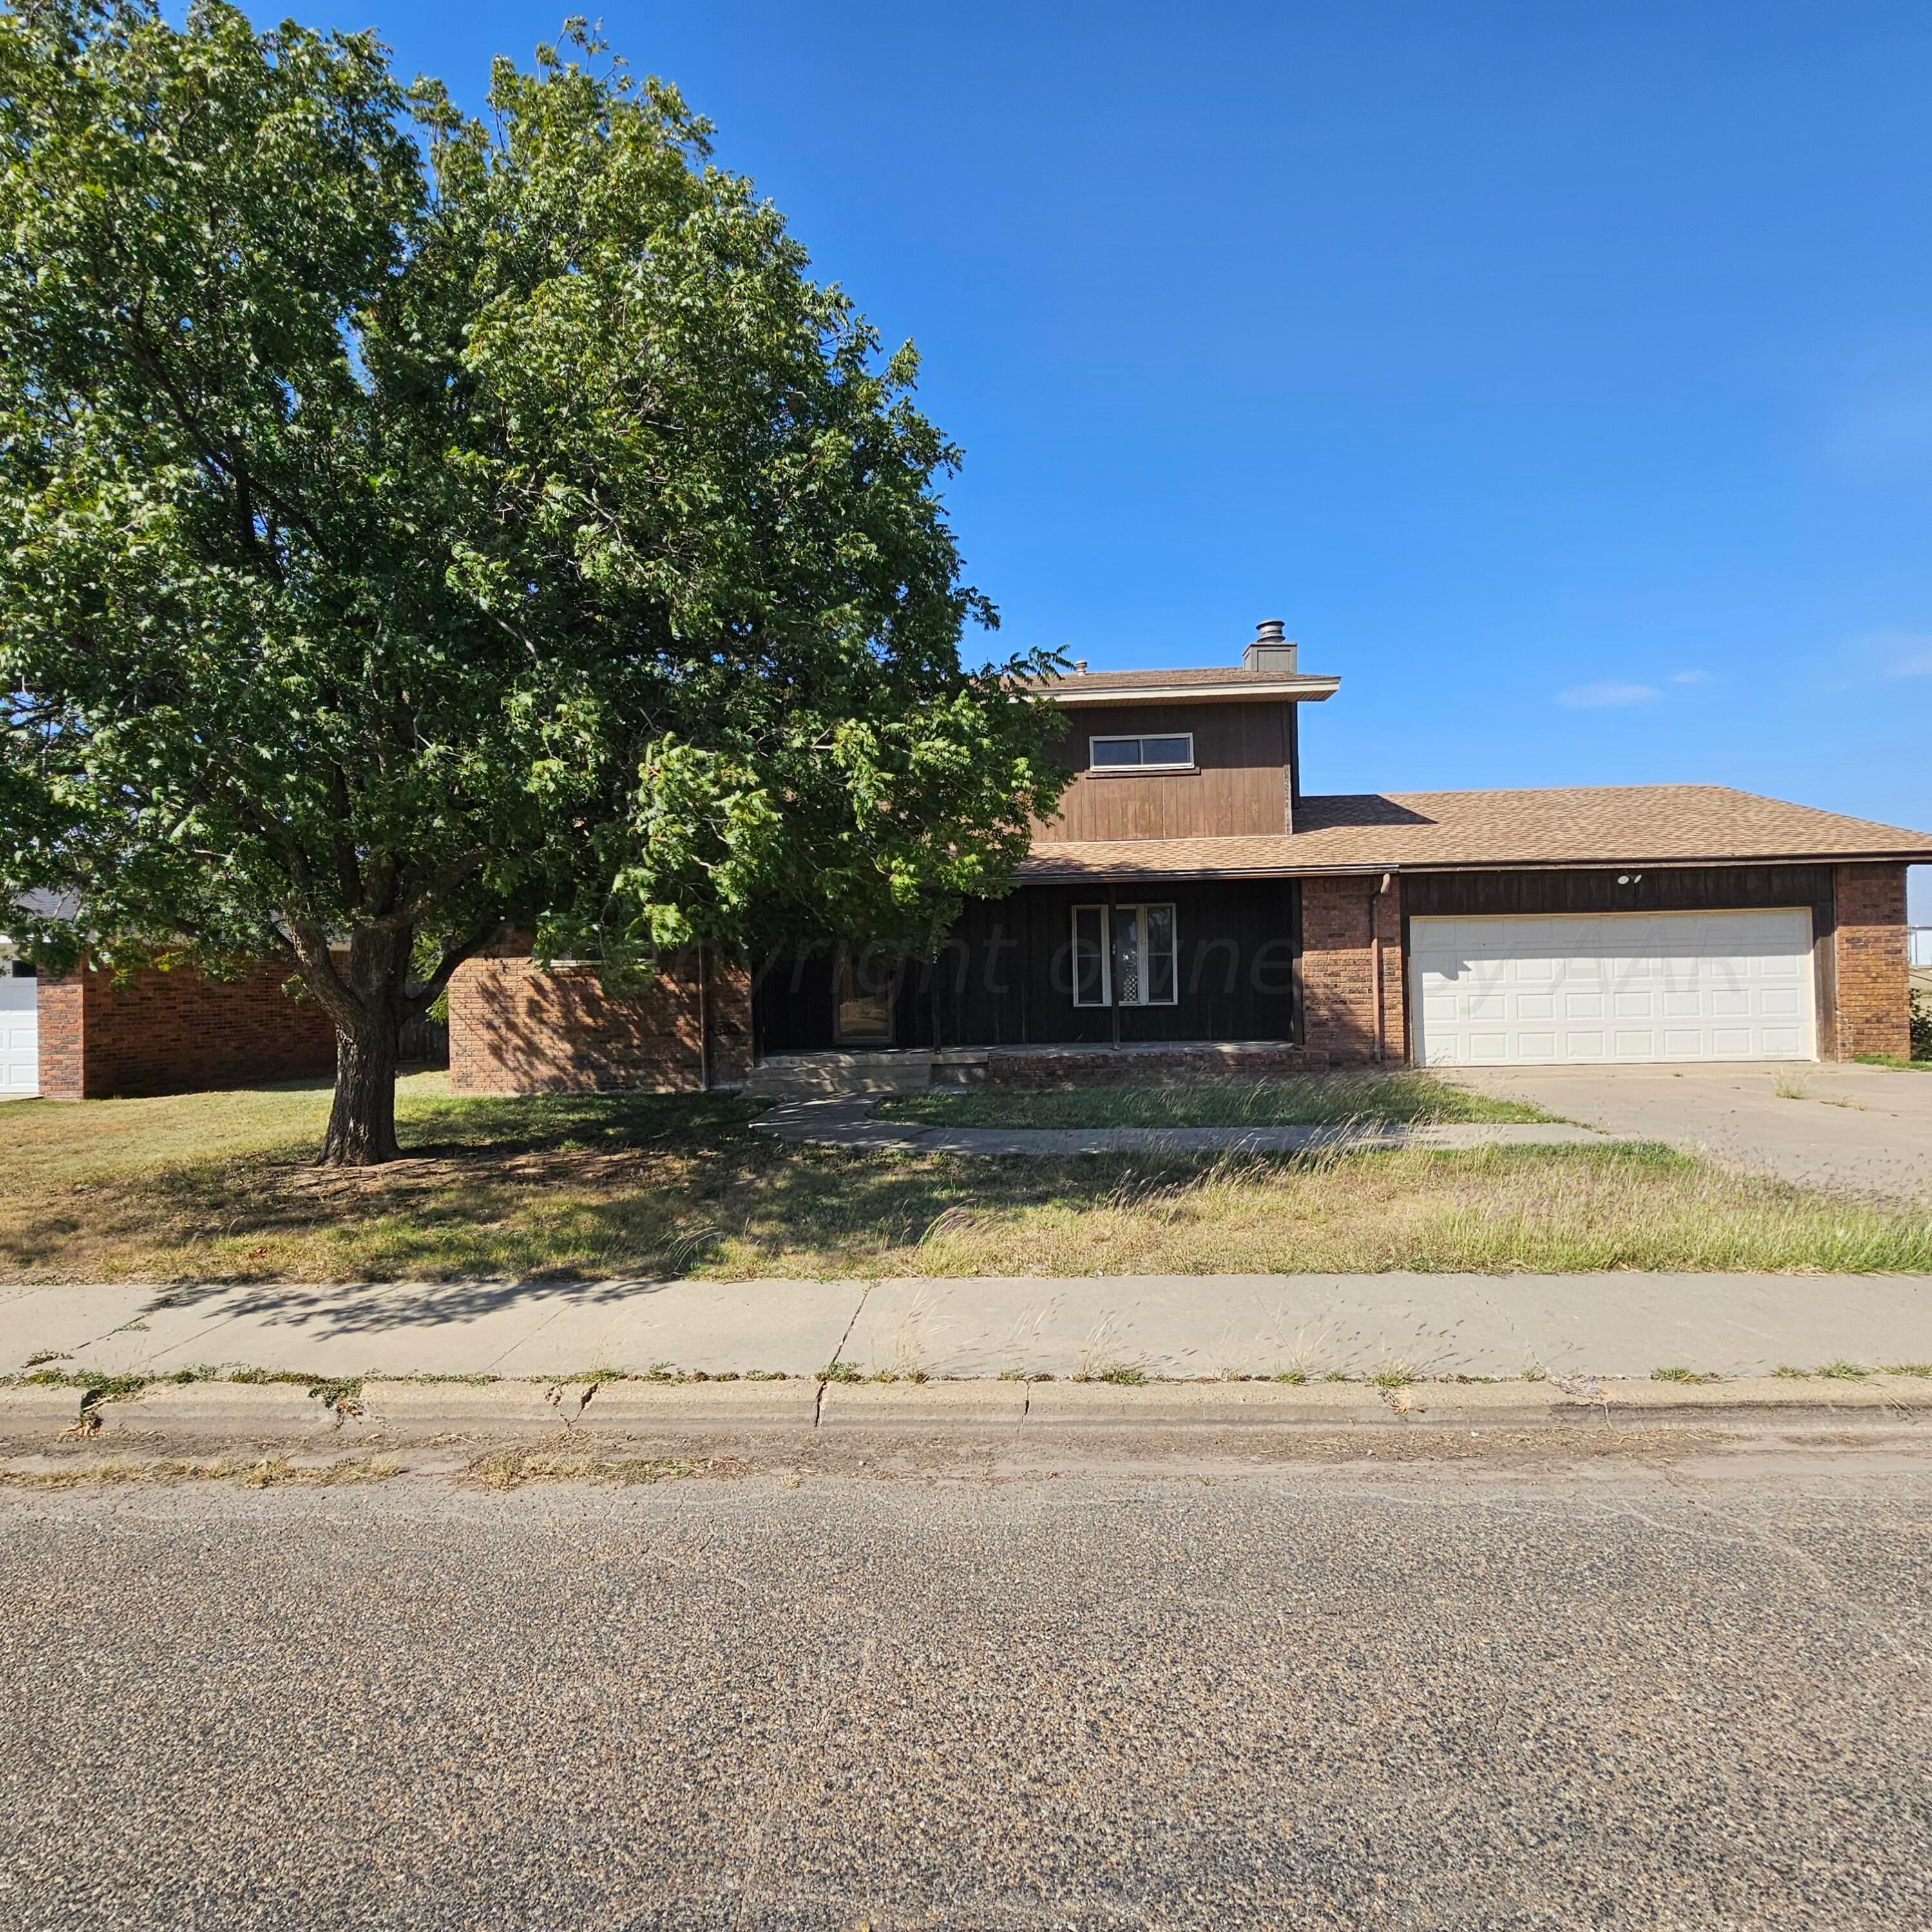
xmin=101 ymin=1382 xmax=341 ymax=1437
xmin=354 ymin=1379 xmax=820 ymax=1430
xmin=819 ymin=1381 xmax=1029 ymax=1429
xmin=0 ymin=1386 xmax=85 ymax=1424
xmin=1582 ymin=1376 xmax=1932 ymax=1414
xmin=4 ymin=1374 xmax=1929 ymax=1442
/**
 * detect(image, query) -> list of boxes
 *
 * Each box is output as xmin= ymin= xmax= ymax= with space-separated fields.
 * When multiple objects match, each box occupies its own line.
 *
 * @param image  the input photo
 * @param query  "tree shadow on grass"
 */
xmin=6 ymin=1098 xmax=1310 ymax=1311
xmin=390 ymin=1089 xmax=768 ymax=1162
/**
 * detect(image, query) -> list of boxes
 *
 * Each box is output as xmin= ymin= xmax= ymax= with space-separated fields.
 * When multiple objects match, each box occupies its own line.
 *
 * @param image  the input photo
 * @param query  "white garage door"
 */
xmin=0 ymin=976 xmax=37 ymax=1095
xmin=1410 ymin=909 xmax=1814 ymax=1066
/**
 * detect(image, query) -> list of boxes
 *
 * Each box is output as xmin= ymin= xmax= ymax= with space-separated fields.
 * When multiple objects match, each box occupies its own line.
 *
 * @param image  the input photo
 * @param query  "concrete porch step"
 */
xmin=743 ymin=1051 xmax=955 ymax=1100
xmin=743 ymin=1040 xmax=1330 ymax=1100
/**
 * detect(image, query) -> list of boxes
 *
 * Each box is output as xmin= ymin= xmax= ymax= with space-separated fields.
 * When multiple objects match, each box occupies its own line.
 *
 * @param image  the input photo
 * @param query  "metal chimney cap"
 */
xmin=1243 ymin=620 xmax=1297 ymax=674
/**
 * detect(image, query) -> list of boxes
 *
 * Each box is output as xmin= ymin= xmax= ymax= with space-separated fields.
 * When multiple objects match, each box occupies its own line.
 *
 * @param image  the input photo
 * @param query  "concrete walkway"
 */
xmin=6 ymin=1268 xmax=1932 ymax=1382
xmin=1453 ymin=1060 xmax=1932 ymax=1203
xmin=751 ymin=1096 xmax=1615 ymax=1158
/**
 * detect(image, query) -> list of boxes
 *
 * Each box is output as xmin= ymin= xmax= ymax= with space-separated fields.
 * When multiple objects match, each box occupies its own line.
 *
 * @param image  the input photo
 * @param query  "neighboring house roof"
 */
xmin=1025 ymin=666 xmax=1341 ymax=704
xmin=1019 ymin=785 xmax=1932 ymax=880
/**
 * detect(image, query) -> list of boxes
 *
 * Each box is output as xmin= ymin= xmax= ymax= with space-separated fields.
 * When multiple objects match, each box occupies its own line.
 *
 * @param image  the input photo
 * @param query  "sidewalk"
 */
xmin=7 ymin=1269 xmax=1932 ymax=1382
xmin=750 ymin=1097 xmax=1614 ymax=1157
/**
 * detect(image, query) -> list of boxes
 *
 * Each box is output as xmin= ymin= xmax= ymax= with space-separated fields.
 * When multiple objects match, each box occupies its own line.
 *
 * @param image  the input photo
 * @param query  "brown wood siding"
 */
xmin=1033 ymin=702 xmax=1292 ymax=842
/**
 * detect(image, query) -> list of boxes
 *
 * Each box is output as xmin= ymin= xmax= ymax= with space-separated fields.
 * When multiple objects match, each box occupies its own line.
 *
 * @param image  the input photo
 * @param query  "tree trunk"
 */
xmin=319 ymin=1006 xmax=403 ymax=1167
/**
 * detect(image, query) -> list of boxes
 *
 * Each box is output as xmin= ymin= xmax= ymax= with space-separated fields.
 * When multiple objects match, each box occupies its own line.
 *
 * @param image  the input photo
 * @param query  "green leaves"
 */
xmin=0 ymin=3 xmax=1067 ymax=1037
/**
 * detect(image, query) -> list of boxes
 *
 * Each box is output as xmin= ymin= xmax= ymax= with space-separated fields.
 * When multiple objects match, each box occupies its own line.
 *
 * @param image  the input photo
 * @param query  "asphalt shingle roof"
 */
xmin=1024 ymin=665 xmax=1335 ymax=693
xmin=1019 ymin=785 xmax=1932 ymax=879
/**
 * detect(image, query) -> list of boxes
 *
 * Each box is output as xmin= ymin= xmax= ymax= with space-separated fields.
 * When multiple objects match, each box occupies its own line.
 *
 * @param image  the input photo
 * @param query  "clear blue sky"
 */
xmin=320 ymin=1 xmax=1931 ymax=912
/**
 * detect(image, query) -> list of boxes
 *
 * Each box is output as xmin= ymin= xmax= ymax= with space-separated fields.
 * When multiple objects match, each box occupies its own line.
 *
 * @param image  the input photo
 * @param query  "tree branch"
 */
xmin=285 ymin=919 xmax=361 ymax=1033
xmin=404 ymin=916 xmax=504 ymax=1019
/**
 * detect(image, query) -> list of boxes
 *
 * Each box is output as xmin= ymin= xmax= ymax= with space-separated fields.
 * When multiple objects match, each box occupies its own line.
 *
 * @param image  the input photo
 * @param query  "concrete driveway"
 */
xmin=1452 ymin=1060 xmax=1932 ymax=1203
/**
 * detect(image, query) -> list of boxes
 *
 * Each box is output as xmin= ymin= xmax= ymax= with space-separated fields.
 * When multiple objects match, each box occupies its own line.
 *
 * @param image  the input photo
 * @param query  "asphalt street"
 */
xmin=3 ymin=1436 xmax=1930 ymax=1930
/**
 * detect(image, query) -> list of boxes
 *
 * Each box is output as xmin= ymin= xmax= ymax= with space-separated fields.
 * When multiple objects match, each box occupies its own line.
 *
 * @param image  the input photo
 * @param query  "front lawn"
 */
xmin=875 ymin=1071 xmax=1554 ymax=1131
xmin=4 ymin=1073 xmax=1931 ymax=1282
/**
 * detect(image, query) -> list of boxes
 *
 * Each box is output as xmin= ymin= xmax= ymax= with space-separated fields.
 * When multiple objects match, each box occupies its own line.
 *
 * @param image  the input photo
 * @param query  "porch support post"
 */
xmin=696 ymin=943 xmax=711 ymax=1091
xmin=1107 ymin=885 xmax=1121 ymax=1050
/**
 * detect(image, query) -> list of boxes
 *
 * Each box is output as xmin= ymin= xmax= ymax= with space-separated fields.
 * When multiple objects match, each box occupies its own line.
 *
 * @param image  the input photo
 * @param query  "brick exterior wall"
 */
xmin=1832 ymin=863 xmax=1910 ymax=1061
xmin=448 ymin=948 xmax=752 ymax=1095
xmin=37 ymin=964 xmax=337 ymax=1101
xmin=1298 ymin=874 xmax=1406 ymax=1065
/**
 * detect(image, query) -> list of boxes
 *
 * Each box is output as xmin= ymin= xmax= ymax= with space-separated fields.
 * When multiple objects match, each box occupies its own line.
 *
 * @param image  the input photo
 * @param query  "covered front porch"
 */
xmin=750 ymin=875 xmax=1399 ymax=1069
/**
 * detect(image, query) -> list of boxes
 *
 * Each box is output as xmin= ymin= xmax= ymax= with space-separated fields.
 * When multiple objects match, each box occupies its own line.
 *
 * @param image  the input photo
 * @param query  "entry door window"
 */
xmin=835 ymin=952 xmax=895 ymax=1044
xmin=1070 ymin=903 xmax=1177 ymax=1008
xmin=1114 ymin=903 xmax=1177 ymax=1006
xmin=1071 ymin=905 xmax=1111 ymax=1006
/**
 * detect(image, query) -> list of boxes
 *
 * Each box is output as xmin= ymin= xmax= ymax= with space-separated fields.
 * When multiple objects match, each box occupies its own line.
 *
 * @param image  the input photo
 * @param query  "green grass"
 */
xmin=5 ymin=1072 xmax=1932 ymax=1283
xmin=1853 ymin=1055 xmax=1932 ymax=1071
xmin=875 ymin=1071 xmax=1556 ymax=1131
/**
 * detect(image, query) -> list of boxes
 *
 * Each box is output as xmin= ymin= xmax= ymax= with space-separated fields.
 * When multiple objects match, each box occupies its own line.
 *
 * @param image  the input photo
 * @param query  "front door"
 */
xmin=834 ymin=950 xmax=895 ymax=1045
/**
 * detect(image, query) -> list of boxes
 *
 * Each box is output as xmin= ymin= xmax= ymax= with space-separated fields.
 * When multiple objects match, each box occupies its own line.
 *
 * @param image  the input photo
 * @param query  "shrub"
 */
xmin=1913 ymin=989 xmax=1932 ymax=1062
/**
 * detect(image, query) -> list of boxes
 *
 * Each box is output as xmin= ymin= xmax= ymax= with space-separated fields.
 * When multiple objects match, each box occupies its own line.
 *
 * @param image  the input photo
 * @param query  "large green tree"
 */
xmin=0 ymin=2 xmax=1067 ymax=1162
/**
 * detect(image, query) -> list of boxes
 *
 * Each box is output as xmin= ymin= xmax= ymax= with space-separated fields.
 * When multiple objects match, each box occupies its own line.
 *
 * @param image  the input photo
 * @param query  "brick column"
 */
xmin=1833 ymin=863 xmax=1909 ymax=1060
xmin=1299 ymin=874 xmax=1406 ymax=1065
xmin=35 ymin=976 xmax=86 ymax=1100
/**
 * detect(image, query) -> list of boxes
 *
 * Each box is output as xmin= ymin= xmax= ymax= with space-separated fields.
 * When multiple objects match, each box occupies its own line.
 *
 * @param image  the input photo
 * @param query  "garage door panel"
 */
xmin=0 ymin=977 xmax=36 ymax=1095
xmin=1411 ymin=909 xmax=1813 ymax=1067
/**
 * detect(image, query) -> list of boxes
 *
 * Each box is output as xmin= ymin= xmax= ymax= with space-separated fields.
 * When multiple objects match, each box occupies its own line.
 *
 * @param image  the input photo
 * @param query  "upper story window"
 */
xmin=1087 ymin=732 xmax=1194 ymax=772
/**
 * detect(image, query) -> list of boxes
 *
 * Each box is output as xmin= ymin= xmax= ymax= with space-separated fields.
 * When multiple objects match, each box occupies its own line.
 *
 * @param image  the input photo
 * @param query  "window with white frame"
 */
xmin=1069 ymin=903 xmax=1178 ymax=1008
xmin=1087 ymin=732 xmax=1194 ymax=772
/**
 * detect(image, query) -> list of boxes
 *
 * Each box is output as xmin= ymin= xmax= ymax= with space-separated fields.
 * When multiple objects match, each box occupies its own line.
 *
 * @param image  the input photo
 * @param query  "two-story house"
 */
xmin=448 ymin=623 xmax=1932 ymax=1091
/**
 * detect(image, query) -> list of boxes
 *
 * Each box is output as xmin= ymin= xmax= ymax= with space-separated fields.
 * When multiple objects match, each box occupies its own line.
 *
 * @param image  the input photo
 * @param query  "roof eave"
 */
xmin=1396 ymin=850 xmax=1932 ymax=871
xmin=1040 ymin=676 xmax=1341 ymax=706
xmin=1019 ymin=846 xmax=1932 ymax=882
